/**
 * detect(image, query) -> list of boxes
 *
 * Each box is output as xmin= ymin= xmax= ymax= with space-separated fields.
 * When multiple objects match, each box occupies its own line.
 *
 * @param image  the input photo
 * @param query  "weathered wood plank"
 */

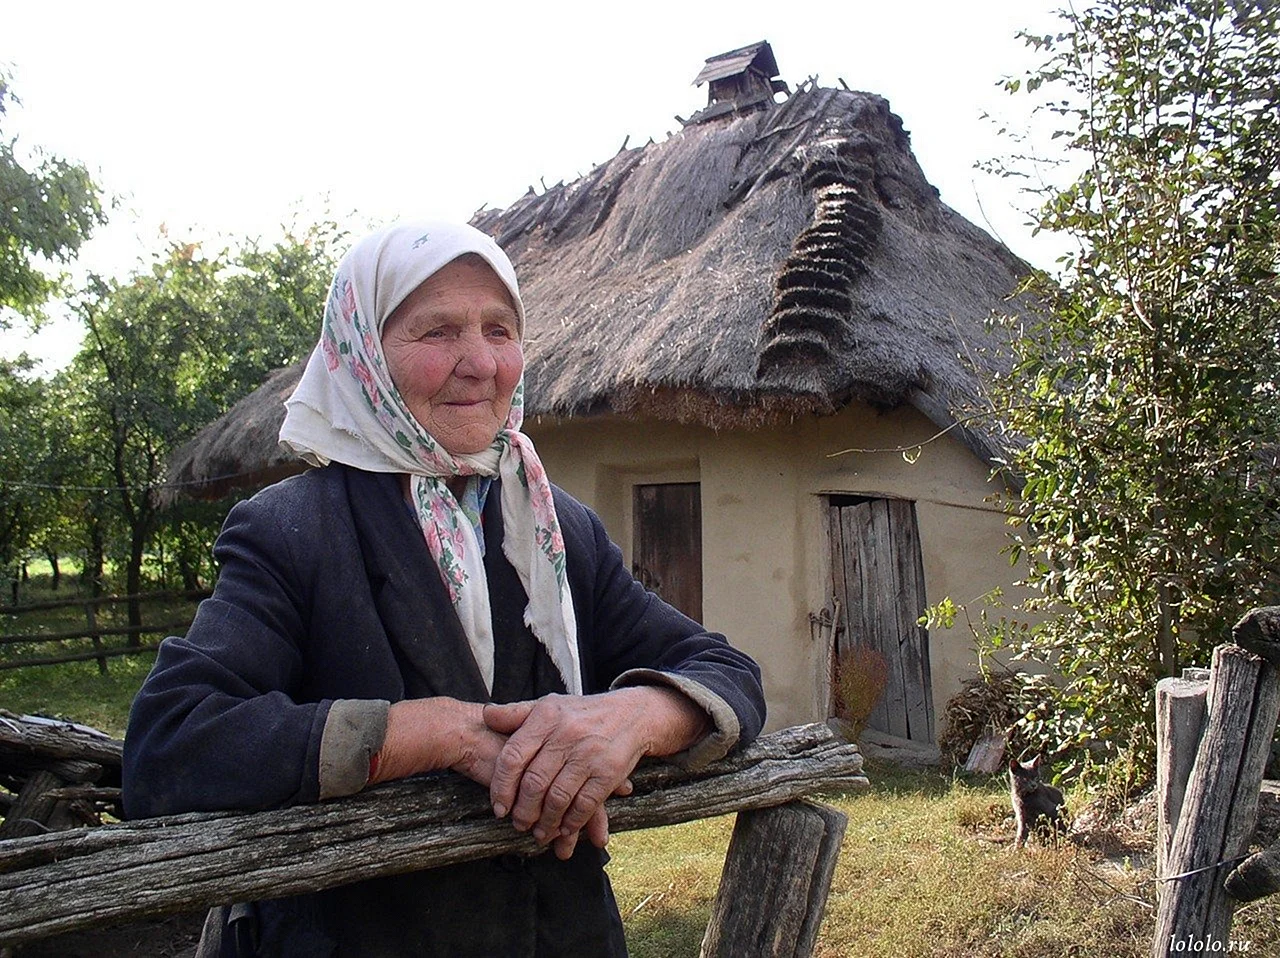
xmin=888 ymin=499 xmax=933 ymax=743
xmin=1155 ymin=674 xmax=1209 ymax=880
xmin=0 ymin=771 xmax=66 ymax=841
xmin=827 ymin=506 xmax=850 ymax=660
xmin=1152 ymin=644 xmax=1280 ymax=956
xmin=700 ymin=800 xmax=846 ymax=958
xmin=845 ymin=503 xmax=904 ymax=735
xmin=0 ymin=724 xmax=867 ymax=945
xmin=0 ymin=711 xmax=123 ymax=769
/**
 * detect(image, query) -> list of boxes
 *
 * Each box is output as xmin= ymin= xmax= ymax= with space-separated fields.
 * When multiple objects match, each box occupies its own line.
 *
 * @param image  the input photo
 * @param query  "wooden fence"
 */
xmin=0 ymin=718 xmax=866 ymax=957
xmin=1153 ymin=606 xmax=1280 ymax=956
xmin=0 ymin=590 xmax=208 ymax=673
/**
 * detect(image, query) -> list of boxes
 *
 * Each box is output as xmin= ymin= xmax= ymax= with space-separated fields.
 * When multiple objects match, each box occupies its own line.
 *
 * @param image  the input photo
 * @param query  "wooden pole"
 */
xmin=1155 ymin=669 xmax=1209 ymax=879
xmin=1152 ymin=643 xmax=1280 ymax=956
xmin=700 ymin=800 xmax=847 ymax=958
xmin=0 ymin=723 xmax=867 ymax=945
xmin=82 ymin=601 xmax=108 ymax=675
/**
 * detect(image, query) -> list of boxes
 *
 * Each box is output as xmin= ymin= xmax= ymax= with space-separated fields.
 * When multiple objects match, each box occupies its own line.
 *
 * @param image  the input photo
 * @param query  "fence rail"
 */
xmin=1 ymin=589 xmax=210 ymax=616
xmin=0 ymin=721 xmax=867 ymax=956
xmin=0 ymin=590 xmax=209 ymax=673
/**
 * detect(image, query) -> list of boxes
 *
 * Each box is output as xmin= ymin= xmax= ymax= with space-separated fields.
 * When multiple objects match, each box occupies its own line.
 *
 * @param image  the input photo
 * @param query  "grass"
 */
xmin=0 ymin=567 xmax=199 ymax=735
xmin=3 ymin=571 xmax=1279 ymax=954
xmin=607 ymin=765 xmax=1147 ymax=958
xmin=610 ymin=760 xmax=1280 ymax=957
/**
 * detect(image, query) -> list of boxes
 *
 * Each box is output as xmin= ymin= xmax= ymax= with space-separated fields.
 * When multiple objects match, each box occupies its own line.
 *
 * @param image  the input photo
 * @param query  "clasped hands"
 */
xmin=374 ymin=686 xmax=708 ymax=861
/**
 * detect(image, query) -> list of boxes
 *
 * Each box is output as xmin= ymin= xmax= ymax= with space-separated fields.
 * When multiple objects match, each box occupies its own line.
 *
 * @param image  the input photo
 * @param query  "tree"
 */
xmin=207 ymin=219 xmax=344 ymax=397
xmin=67 ymin=221 xmax=341 ymax=617
xmin=982 ymin=0 xmax=1280 ymax=780
xmin=0 ymin=72 xmax=106 ymax=323
xmin=0 ymin=356 xmax=57 ymax=602
xmin=71 ymin=244 xmax=223 ymax=632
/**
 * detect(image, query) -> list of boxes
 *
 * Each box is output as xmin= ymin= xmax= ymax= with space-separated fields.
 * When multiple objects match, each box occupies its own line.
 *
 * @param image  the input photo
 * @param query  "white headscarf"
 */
xmin=279 ymin=222 xmax=581 ymax=695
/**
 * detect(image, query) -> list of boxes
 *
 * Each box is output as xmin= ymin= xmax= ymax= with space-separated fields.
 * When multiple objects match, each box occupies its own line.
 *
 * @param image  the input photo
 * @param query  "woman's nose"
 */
xmin=453 ymin=332 xmax=498 ymax=379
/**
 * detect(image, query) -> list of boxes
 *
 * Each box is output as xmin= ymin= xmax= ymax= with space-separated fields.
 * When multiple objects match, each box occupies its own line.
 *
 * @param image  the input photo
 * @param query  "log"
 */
xmin=1233 ymin=606 xmax=1280 ymax=668
xmin=0 ymin=757 xmax=109 ymax=785
xmin=0 ymin=771 xmax=67 ymax=840
xmin=1224 ymin=838 xmax=1280 ymax=902
xmin=0 ymin=723 xmax=867 ymax=945
xmin=0 ymin=712 xmax=123 ymax=769
xmin=1152 ymin=644 xmax=1280 ymax=956
xmin=700 ymin=801 xmax=846 ymax=958
xmin=39 ymin=786 xmax=121 ymax=804
xmin=1155 ymin=672 xmax=1208 ymax=879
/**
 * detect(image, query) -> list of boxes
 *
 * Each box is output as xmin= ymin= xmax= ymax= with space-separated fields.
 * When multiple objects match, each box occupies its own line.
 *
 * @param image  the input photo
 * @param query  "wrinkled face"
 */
xmin=381 ymin=256 xmax=523 ymax=456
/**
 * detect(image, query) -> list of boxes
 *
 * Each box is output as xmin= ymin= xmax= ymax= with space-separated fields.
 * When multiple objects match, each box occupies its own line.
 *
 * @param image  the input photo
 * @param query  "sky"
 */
xmin=2 ymin=0 xmax=1068 ymax=370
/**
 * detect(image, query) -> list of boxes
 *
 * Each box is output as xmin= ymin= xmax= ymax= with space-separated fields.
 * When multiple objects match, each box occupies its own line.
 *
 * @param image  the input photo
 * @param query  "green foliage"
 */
xmin=0 ymin=68 xmax=339 ymax=594
xmin=0 ymin=73 xmax=106 ymax=322
xmin=62 ymin=222 xmax=342 ymax=609
xmin=0 ymin=356 xmax=57 ymax=576
xmin=985 ymin=1 xmax=1280 ymax=783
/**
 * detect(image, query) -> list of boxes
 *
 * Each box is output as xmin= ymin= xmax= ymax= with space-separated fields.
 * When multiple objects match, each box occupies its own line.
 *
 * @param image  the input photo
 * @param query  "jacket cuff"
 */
xmin=318 ymin=699 xmax=390 ymax=800
xmin=610 ymin=669 xmax=740 ymax=770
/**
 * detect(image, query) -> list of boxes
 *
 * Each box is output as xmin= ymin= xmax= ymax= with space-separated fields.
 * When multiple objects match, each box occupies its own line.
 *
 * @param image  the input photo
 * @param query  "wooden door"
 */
xmin=828 ymin=497 xmax=935 ymax=743
xmin=633 ymin=483 xmax=703 ymax=622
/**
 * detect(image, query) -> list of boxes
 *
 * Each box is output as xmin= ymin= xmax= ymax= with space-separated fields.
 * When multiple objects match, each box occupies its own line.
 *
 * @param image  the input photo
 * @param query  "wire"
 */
xmin=0 ymin=467 xmax=273 ymax=495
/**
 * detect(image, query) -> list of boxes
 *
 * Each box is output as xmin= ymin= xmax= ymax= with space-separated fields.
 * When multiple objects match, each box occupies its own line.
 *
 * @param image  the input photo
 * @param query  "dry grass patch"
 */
xmin=610 ymin=760 xmax=1279 ymax=957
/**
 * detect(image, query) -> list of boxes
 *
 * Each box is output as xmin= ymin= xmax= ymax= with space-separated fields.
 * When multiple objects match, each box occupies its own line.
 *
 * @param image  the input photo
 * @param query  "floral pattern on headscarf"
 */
xmin=279 ymin=222 xmax=580 ymax=695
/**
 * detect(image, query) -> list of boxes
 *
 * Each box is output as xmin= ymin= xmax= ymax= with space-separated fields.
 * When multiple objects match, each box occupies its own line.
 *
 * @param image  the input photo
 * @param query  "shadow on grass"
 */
xmin=626 ymin=909 xmax=710 ymax=958
xmin=813 ymin=757 xmax=981 ymax=803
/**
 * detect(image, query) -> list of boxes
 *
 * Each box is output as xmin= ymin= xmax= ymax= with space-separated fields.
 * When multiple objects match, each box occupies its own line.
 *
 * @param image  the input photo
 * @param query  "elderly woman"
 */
xmin=122 ymin=222 xmax=766 ymax=957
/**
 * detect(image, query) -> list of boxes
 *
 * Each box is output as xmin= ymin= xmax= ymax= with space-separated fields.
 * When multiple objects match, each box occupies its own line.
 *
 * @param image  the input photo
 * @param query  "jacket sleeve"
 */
xmin=557 ymin=489 xmax=766 ymax=765
xmin=122 ymin=490 xmax=387 ymax=819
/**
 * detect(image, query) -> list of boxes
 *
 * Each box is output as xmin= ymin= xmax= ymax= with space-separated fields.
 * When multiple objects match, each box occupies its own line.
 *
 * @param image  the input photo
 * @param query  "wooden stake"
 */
xmin=700 ymin=801 xmax=847 ymax=958
xmin=1155 ymin=673 xmax=1208 ymax=879
xmin=1152 ymin=644 xmax=1280 ymax=956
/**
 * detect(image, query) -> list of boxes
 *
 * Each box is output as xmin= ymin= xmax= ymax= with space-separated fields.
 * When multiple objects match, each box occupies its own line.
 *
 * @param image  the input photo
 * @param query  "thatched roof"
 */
xmin=167 ymin=83 xmax=1030 ymax=502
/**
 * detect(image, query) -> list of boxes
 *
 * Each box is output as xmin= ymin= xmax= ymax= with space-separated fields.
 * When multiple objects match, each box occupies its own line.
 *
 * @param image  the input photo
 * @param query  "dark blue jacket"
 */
xmin=123 ymin=464 xmax=765 ymax=956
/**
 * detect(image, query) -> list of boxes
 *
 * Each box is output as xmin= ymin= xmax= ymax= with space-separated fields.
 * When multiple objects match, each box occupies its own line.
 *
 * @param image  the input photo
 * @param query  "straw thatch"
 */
xmin=167 ymin=83 xmax=1030 ymax=502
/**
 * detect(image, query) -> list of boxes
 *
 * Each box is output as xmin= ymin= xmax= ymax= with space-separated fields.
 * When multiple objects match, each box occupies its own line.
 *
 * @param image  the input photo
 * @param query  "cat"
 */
xmin=1009 ymin=755 xmax=1065 ymax=847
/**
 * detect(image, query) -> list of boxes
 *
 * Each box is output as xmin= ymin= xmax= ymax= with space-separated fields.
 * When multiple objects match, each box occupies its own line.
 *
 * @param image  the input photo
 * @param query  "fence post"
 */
xmin=700 ymin=800 xmax=847 ymax=958
xmin=1152 ymin=637 xmax=1280 ymax=956
xmin=82 ymin=601 xmax=108 ymax=676
xmin=1155 ymin=667 xmax=1209 ymax=879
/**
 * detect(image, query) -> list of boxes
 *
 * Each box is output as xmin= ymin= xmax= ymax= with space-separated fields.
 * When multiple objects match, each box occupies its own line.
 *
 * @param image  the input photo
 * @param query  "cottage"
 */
xmin=169 ymin=44 xmax=1033 ymax=745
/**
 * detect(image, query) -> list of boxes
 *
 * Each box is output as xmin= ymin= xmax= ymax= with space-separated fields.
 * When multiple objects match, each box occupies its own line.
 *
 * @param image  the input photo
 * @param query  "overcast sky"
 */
xmin=2 ymin=1 xmax=1068 ymax=368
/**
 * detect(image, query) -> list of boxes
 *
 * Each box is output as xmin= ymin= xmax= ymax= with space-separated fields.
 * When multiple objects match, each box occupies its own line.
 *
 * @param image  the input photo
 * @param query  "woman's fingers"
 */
xmin=551 ymin=828 xmax=579 ymax=860
xmin=488 ymin=693 xmax=646 ymax=835
xmin=584 ymin=804 xmax=610 ymax=849
xmin=482 ymin=700 xmax=536 ymax=735
xmin=487 ymin=699 xmax=555 ymax=818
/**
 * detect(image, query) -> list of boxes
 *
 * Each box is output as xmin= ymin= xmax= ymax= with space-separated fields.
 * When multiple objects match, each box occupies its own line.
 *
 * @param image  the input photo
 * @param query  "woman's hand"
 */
xmin=370 ymin=697 xmax=507 ymax=787
xmin=484 ymin=687 xmax=709 ymax=859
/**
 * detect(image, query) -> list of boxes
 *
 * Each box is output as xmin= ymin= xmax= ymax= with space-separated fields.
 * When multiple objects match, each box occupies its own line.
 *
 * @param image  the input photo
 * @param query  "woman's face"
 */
xmin=381 ymin=256 xmax=524 ymax=456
